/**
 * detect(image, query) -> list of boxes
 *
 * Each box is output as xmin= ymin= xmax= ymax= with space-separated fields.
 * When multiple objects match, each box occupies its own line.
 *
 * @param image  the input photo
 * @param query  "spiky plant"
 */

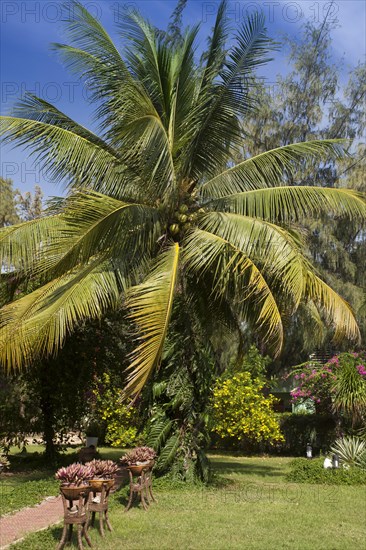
xmin=0 ymin=454 xmax=10 ymax=472
xmin=331 ymin=352 xmax=366 ymax=427
xmin=0 ymin=1 xmax=365 ymax=397
xmin=55 ymin=462 xmax=94 ymax=486
xmin=120 ymin=447 xmax=157 ymax=465
xmin=331 ymin=436 xmax=366 ymax=468
xmin=86 ymin=459 xmax=119 ymax=479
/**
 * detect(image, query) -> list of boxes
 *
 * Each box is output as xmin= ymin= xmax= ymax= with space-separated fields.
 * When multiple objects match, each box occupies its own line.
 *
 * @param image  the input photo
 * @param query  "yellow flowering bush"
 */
xmin=212 ymin=372 xmax=284 ymax=445
xmin=93 ymin=373 xmax=142 ymax=447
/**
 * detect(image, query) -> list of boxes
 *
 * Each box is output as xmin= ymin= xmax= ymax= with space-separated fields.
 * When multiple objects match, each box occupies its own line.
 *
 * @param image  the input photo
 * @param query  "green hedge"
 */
xmin=286 ymin=458 xmax=366 ymax=485
xmin=275 ymin=413 xmax=337 ymax=456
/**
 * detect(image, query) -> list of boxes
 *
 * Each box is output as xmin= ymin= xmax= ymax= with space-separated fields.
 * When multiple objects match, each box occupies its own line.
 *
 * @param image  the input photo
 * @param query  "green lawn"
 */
xmin=4 ymin=451 xmax=365 ymax=549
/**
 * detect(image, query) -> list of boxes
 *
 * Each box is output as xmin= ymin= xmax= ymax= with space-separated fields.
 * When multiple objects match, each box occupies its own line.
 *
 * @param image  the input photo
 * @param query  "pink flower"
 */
xmin=356 ymin=364 xmax=366 ymax=376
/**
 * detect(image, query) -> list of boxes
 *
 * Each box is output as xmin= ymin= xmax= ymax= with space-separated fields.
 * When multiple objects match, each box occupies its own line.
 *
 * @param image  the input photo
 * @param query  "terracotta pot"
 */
xmin=60 ymin=484 xmax=90 ymax=500
xmin=88 ymin=478 xmax=115 ymax=491
xmin=127 ymin=463 xmax=150 ymax=476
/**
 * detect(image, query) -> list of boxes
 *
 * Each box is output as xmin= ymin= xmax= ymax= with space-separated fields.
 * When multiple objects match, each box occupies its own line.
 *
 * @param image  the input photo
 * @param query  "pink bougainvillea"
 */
xmin=288 ymin=351 xmax=366 ymax=415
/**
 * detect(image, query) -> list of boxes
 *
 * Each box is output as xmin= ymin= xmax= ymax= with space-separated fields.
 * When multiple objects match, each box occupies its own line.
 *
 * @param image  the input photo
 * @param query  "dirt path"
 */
xmin=0 ymin=496 xmax=62 ymax=549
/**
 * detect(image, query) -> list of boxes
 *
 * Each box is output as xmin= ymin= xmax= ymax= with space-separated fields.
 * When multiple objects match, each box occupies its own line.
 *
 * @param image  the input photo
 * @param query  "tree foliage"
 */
xmin=0 ymin=1 xmax=364 ymax=399
xmin=243 ymin=19 xmax=366 ymax=361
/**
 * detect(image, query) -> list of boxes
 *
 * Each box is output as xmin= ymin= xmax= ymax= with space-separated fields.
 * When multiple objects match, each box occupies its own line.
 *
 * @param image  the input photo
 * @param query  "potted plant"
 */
xmin=86 ymin=459 xmax=119 ymax=491
xmin=120 ymin=446 xmax=157 ymax=475
xmin=55 ymin=463 xmax=93 ymax=499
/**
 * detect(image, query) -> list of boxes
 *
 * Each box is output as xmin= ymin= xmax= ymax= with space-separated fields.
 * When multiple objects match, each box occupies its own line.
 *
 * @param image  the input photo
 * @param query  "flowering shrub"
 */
xmin=92 ymin=373 xmax=142 ymax=447
xmin=211 ymin=373 xmax=284 ymax=445
xmin=290 ymin=351 xmax=366 ymax=422
xmin=290 ymin=363 xmax=335 ymax=413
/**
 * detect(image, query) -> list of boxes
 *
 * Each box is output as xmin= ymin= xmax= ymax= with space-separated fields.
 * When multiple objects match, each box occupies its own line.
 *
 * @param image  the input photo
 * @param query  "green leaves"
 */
xmin=125 ymin=243 xmax=180 ymax=395
xmin=0 ymin=257 xmax=121 ymax=370
xmin=209 ymin=185 xmax=366 ymax=222
xmin=306 ymin=273 xmax=361 ymax=343
xmin=0 ymin=1 xmax=364 ymax=395
xmin=201 ymin=140 xmax=347 ymax=197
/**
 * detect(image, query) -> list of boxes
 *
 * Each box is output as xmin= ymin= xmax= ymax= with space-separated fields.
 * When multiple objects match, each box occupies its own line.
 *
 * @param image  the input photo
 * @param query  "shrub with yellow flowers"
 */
xmin=93 ymin=373 xmax=143 ymax=447
xmin=211 ymin=372 xmax=284 ymax=446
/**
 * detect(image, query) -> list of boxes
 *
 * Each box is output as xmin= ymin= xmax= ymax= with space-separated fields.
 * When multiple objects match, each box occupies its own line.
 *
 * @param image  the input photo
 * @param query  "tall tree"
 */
xmin=15 ymin=185 xmax=43 ymax=221
xmin=243 ymin=19 xmax=366 ymax=359
xmin=0 ymin=178 xmax=20 ymax=227
xmin=0 ymin=0 xmax=364 ymax=405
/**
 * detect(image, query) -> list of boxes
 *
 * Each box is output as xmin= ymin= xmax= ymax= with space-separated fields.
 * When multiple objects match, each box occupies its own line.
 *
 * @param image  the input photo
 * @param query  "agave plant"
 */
xmin=55 ymin=462 xmax=94 ymax=486
xmin=120 ymin=446 xmax=157 ymax=465
xmin=330 ymin=436 xmax=366 ymax=468
xmin=0 ymin=1 xmax=365 ymax=397
xmin=86 ymin=459 xmax=119 ymax=479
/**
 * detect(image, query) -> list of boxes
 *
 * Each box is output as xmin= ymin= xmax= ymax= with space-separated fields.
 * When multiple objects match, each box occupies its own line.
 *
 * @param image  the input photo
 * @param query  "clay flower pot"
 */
xmin=88 ymin=478 xmax=115 ymax=491
xmin=60 ymin=483 xmax=90 ymax=500
xmin=127 ymin=462 xmax=150 ymax=476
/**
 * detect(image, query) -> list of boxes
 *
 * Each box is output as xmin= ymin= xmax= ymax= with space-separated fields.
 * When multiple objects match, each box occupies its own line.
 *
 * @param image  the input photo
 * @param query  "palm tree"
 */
xmin=0 ymin=1 xmax=365 ymax=397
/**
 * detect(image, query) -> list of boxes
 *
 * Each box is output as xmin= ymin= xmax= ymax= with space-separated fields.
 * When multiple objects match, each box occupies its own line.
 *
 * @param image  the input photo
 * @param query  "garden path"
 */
xmin=0 ymin=495 xmax=62 ymax=549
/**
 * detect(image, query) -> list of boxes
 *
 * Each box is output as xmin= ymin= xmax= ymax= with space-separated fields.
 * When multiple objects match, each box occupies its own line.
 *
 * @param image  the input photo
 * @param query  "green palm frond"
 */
xmin=198 ymin=212 xmax=309 ymax=306
xmin=0 ymin=214 xmax=62 ymax=274
xmin=183 ymin=228 xmax=284 ymax=354
xmin=125 ymin=243 xmax=180 ymax=395
xmin=0 ymin=257 xmax=121 ymax=370
xmin=0 ymin=2 xmax=362 ymax=392
xmin=146 ymin=416 xmax=174 ymax=453
xmin=200 ymin=0 xmax=230 ymax=85
xmin=183 ymin=11 xmax=274 ymax=181
xmin=210 ymin=185 xmax=366 ymax=222
xmin=306 ymin=272 xmax=361 ymax=343
xmin=117 ymin=9 xmax=174 ymax=122
xmin=38 ymin=191 xmax=159 ymax=277
xmin=0 ymin=116 xmax=126 ymax=193
xmin=201 ymin=140 xmax=346 ymax=197
xmin=157 ymin=433 xmax=180 ymax=470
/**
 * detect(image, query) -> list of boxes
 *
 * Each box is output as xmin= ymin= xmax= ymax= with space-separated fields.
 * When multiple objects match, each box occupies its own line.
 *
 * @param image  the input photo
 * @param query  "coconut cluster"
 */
xmin=168 ymin=203 xmax=206 ymax=238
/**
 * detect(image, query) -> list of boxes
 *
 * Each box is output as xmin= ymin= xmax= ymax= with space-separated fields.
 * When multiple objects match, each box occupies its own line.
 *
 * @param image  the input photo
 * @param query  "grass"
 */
xmin=2 ymin=448 xmax=365 ymax=549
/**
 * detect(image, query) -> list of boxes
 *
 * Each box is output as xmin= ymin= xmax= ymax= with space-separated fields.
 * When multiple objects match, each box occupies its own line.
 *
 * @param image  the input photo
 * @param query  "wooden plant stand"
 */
xmin=86 ymin=483 xmax=113 ymax=538
xmin=57 ymin=490 xmax=92 ymax=550
xmin=125 ymin=464 xmax=157 ymax=512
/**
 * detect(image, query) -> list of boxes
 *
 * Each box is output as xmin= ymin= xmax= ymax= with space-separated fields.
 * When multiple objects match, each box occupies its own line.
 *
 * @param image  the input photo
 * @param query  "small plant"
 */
xmin=120 ymin=446 xmax=157 ymax=466
xmin=86 ymin=459 xmax=119 ymax=479
xmin=0 ymin=454 xmax=10 ymax=472
xmin=55 ymin=463 xmax=94 ymax=486
xmin=330 ymin=436 xmax=366 ymax=467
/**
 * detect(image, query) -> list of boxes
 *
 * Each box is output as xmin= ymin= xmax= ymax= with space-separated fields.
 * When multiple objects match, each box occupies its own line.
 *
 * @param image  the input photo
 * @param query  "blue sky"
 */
xmin=1 ymin=0 xmax=365 ymax=198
